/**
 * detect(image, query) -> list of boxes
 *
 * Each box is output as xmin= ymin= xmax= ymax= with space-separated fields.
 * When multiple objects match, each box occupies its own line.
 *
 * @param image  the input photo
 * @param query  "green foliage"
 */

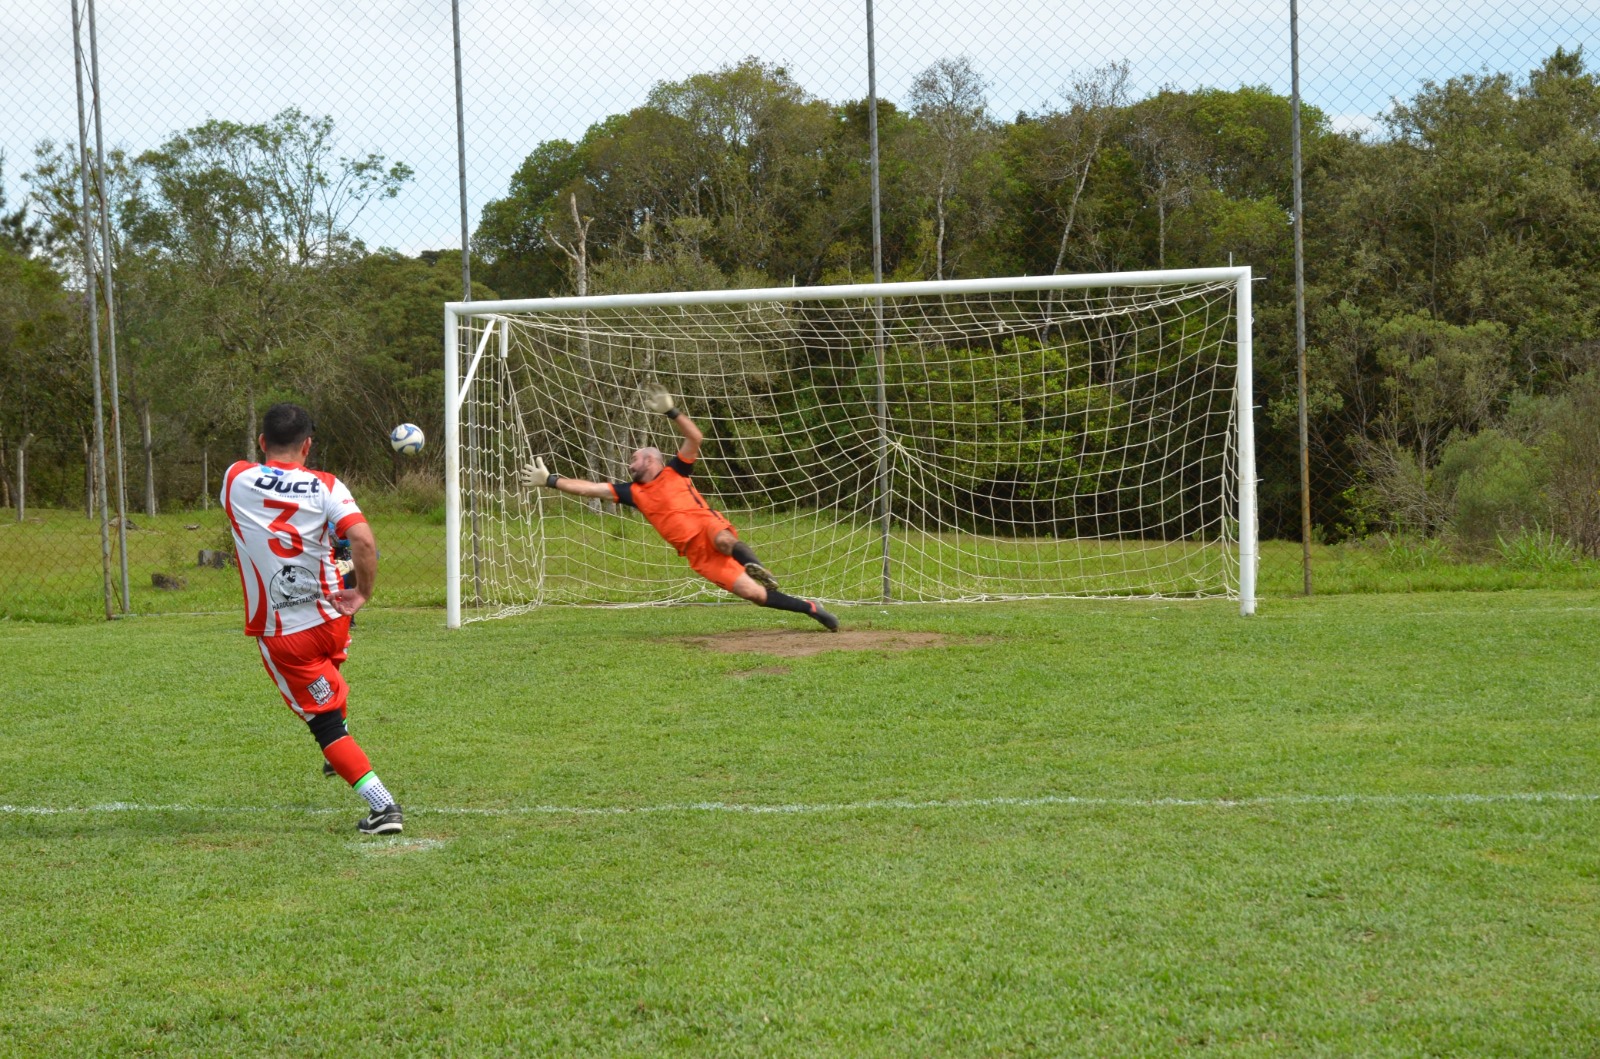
xmin=1495 ymin=524 xmax=1581 ymax=570
xmin=1433 ymin=428 xmax=1545 ymax=550
xmin=1373 ymin=531 xmax=1453 ymax=571
xmin=1529 ymin=372 xmax=1600 ymax=555
xmin=9 ymin=48 xmax=1600 ymax=552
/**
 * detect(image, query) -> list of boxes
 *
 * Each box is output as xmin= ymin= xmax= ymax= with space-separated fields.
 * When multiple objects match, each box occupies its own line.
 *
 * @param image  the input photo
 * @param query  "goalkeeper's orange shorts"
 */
xmin=679 ymin=519 xmax=745 ymax=592
xmin=256 ymin=615 xmax=352 ymax=719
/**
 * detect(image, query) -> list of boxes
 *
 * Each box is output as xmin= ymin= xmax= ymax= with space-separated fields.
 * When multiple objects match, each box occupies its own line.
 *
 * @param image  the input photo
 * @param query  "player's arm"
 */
xmin=330 ymin=521 xmax=376 ymax=616
xmin=518 ymin=457 xmax=615 ymax=500
xmin=646 ymin=387 xmax=702 ymax=462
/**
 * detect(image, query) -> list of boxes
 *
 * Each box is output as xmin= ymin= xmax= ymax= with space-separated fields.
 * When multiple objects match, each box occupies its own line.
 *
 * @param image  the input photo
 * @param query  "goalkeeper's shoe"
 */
xmin=322 ymin=759 xmax=337 ymax=778
xmin=745 ymin=562 xmax=780 ymax=592
xmin=809 ymin=602 xmax=840 ymax=633
xmin=357 ymin=804 xmax=403 ymax=835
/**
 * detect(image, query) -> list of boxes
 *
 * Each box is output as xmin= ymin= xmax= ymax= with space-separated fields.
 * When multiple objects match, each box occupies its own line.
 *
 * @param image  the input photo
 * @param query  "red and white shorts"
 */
xmin=257 ymin=615 xmax=352 ymax=718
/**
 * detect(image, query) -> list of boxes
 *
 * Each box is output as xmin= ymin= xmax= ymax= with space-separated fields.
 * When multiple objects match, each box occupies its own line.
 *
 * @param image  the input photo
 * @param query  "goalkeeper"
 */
xmin=521 ymin=389 xmax=839 ymax=632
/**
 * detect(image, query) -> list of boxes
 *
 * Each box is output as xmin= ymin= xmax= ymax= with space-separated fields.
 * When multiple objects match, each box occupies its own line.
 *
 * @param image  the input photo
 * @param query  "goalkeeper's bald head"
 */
xmin=628 ymin=446 xmax=664 ymax=483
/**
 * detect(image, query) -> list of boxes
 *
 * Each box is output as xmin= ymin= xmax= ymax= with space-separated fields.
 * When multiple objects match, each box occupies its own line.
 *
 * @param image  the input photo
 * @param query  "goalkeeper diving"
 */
xmin=520 ymin=389 xmax=839 ymax=632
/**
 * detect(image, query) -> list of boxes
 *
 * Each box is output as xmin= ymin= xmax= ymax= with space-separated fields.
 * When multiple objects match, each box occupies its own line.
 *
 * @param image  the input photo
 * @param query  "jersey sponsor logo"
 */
xmin=307 ymin=676 xmax=333 ymax=705
xmin=267 ymin=564 xmax=322 ymax=609
xmin=251 ymin=474 xmax=323 ymax=495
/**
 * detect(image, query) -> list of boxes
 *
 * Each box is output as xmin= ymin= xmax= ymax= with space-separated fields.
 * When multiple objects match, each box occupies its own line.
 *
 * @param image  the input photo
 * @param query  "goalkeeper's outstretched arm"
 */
xmin=645 ymin=388 xmax=702 ymax=461
xmin=518 ymin=457 xmax=614 ymax=500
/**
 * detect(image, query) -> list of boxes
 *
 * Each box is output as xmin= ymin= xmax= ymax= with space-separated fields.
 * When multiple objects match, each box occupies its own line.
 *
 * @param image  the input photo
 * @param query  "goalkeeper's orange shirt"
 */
xmin=609 ymin=455 xmax=730 ymax=554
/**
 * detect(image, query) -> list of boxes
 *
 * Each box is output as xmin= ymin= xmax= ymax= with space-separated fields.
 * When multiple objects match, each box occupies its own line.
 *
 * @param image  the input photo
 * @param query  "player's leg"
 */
xmin=260 ymin=623 xmax=403 ymax=834
xmin=713 ymin=527 xmax=779 ymax=591
xmin=690 ymin=527 xmax=837 ymax=630
xmin=305 ymin=708 xmax=403 ymax=835
xmin=728 ymin=571 xmax=839 ymax=632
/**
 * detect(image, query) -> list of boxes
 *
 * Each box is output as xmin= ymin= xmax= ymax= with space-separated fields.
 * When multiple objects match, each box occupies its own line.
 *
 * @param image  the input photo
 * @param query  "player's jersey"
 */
xmin=221 ymin=459 xmax=367 ymax=637
xmin=609 ymin=455 xmax=724 ymax=554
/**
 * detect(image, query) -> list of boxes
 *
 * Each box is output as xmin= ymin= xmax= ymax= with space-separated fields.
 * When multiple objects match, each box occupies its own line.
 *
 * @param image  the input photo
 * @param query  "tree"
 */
xmin=905 ymin=57 xmax=996 ymax=280
xmin=0 ymin=158 xmax=84 ymax=514
xmin=127 ymin=109 xmax=411 ymax=458
xmin=1016 ymin=61 xmax=1132 ymax=275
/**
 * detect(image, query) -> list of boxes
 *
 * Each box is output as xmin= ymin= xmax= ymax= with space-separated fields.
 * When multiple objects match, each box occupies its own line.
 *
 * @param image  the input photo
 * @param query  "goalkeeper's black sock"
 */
xmin=761 ymin=589 xmax=839 ymax=631
xmin=762 ymin=590 xmax=815 ymax=615
xmin=730 ymin=540 xmax=760 ymax=566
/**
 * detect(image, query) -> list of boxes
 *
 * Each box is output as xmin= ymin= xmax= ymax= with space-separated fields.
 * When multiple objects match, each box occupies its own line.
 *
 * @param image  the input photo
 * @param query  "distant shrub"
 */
xmin=1374 ymin=531 xmax=1453 ymax=571
xmin=1434 ymin=429 xmax=1545 ymax=553
xmin=1496 ymin=525 xmax=1580 ymax=571
xmin=389 ymin=467 xmax=445 ymax=514
xmin=1537 ymin=374 xmax=1600 ymax=557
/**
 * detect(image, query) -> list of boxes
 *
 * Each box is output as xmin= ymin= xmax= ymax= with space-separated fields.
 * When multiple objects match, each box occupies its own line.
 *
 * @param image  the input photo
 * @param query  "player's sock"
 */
xmin=759 ymin=589 xmax=812 ymax=614
xmin=759 ymin=589 xmax=834 ymax=629
xmin=761 ymin=590 xmax=841 ymax=631
xmin=730 ymin=540 xmax=760 ymax=566
xmin=353 ymin=771 xmax=397 ymax=811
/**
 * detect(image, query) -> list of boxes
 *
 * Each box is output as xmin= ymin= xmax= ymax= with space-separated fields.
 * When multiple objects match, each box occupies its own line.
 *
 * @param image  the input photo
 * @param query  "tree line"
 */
xmin=3 ymin=49 xmax=1598 ymax=551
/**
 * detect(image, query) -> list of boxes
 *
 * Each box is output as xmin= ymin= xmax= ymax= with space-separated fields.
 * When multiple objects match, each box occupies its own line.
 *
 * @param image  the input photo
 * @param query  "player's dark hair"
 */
xmin=262 ymin=403 xmax=314 ymax=450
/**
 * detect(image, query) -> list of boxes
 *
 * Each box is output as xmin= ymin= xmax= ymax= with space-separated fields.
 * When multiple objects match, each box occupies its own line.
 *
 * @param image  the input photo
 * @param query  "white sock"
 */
xmin=354 ymin=772 xmax=396 ymax=811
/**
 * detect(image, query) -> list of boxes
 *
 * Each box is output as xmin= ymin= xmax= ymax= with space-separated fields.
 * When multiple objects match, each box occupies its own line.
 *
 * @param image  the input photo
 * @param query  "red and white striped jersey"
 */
xmin=221 ymin=459 xmax=367 ymax=637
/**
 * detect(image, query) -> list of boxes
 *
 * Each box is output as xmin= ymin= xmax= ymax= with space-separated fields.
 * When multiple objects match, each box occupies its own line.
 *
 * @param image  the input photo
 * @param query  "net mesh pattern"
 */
xmin=455 ymin=281 xmax=1241 ymax=620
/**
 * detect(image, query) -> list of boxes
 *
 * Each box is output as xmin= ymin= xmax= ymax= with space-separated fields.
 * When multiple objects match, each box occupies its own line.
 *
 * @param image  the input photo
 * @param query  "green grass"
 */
xmin=3 ymin=593 xmax=1600 ymax=1054
xmin=8 ymin=503 xmax=1597 ymax=623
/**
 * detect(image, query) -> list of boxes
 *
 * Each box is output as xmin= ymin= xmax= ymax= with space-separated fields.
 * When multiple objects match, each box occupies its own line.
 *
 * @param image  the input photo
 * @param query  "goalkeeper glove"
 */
xmin=645 ymin=387 xmax=679 ymax=418
xmin=519 ymin=456 xmax=561 ymax=490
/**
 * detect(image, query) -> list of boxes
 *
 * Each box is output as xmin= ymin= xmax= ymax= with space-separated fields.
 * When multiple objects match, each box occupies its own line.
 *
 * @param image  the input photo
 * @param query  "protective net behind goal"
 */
xmin=450 ymin=275 xmax=1250 ymax=621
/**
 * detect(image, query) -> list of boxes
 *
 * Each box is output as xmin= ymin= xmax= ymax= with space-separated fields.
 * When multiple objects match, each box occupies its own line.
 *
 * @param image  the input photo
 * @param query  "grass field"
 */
xmin=3 ymin=591 xmax=1599 ymax=1054
xmin=5 ymin=504 xmax=1599 ymax=622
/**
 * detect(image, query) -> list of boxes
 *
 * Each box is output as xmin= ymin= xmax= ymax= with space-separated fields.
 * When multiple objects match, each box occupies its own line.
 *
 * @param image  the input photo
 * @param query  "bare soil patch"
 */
xmin=679 ymin=628 xmax=949 ymax=658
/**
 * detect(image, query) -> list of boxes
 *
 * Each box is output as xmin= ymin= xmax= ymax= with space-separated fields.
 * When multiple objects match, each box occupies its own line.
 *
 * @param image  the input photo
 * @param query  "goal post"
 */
xmin=445 ymin=267 xmax=1257 ymax=627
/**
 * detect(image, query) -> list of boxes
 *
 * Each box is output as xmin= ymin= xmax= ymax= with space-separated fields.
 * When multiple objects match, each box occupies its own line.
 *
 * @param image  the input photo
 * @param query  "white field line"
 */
xmin=1 ymin=791 xmax=1597 ymax=819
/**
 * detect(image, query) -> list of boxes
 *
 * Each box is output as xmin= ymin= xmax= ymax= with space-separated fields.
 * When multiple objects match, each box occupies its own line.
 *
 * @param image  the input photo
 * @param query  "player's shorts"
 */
xmin=679 ymin=518 xmax=745 ymax=592
xmin=257 ymin=615 xmax=352 ymax=719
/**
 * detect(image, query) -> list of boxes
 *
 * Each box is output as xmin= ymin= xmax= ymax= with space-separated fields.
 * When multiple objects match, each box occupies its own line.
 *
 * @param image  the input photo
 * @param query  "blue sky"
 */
xmin=5 ymin=0 xmax=1594 ymax=256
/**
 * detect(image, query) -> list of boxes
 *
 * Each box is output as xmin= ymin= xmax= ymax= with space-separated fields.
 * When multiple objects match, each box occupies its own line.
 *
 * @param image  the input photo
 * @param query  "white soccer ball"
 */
xmin=389 ymin=423 xmax=425 ymax=455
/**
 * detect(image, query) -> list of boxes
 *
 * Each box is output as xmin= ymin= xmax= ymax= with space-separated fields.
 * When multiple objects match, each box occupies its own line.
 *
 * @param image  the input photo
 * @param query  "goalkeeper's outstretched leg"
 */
xmin=519 ymin=387 xmax=840 ymax=632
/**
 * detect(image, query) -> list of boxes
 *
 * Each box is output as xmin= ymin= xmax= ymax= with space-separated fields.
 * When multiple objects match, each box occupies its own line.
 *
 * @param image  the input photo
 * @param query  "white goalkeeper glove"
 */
xmin=519 ymin=456 xmax=561 ymax=490
xmin=645 ymin=387 xmax=679 ymax=417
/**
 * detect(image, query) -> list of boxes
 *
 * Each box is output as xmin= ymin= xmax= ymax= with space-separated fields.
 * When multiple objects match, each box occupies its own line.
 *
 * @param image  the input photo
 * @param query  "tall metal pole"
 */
xmin=866 ymin=0 xmax=890 ymax=601
xmin=71 ymin=0 xmax=114 ymax=621
xmin=88 ymin=0 xmax=130 ymax=612
xmin=452 ymin=0 xmax=482 ymax=606
xmin=1291 ymin=0 xmax=1312 ymax=595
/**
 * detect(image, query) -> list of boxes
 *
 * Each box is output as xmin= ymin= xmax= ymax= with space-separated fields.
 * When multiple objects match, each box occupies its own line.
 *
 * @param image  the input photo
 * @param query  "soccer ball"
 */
xmin=389 ymin=423 xmax=425 ymax=455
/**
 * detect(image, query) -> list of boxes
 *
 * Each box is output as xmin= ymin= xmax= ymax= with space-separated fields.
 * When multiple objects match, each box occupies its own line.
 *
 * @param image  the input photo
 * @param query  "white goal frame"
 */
xmin=443 ymin=267 xmax=1257 ymax=627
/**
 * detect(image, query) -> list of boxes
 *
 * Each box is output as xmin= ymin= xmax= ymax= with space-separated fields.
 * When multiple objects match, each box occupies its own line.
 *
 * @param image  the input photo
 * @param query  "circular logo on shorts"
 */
xmin=268 ymin=565 xmax=321 ymax=609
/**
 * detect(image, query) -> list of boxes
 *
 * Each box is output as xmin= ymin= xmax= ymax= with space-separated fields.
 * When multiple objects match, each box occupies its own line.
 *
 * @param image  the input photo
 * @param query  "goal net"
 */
xmin=445 ymin=269 xmax=1256 ymax=626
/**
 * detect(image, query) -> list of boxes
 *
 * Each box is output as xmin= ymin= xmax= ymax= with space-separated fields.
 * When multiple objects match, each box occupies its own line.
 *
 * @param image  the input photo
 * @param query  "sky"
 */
xmin=4 ymin=0 xmax=1596 ymax=257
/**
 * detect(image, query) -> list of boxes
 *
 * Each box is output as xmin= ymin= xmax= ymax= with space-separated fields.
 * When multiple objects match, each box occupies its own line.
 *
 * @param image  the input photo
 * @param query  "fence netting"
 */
xmin=2 ymin=0 xmax=1596 ymax=618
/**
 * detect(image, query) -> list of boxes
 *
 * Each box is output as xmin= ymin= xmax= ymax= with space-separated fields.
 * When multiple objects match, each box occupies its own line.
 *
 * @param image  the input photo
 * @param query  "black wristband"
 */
xmin=665 ymin=408 xmax=681 ymax=419
xmin=546 ymin=473 xmax=562 ymax=488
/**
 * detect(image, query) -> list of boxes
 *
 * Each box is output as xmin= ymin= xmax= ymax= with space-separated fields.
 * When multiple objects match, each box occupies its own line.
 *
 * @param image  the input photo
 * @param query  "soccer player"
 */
xmin=521 ymin=389 xmax=839 ymax=631
xmin=221 ymin=402 xmax=404 ymax=835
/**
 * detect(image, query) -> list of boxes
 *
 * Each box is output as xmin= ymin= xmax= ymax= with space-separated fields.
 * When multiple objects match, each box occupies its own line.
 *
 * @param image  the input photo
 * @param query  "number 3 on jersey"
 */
xmin=264 ymin=498 xmax=304 ymax=558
